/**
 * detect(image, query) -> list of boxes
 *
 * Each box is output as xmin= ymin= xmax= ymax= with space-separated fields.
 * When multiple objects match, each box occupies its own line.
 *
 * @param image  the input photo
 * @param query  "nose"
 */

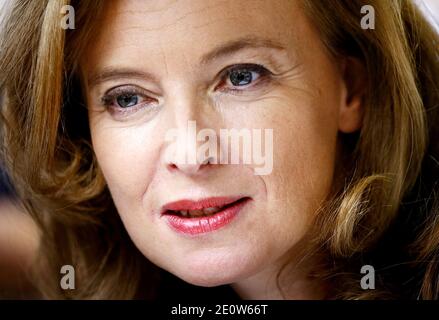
xmin=168 ymin=154 xmax=214 ymax=175
xmin=162 ymin=91 xmax=219 ymax=176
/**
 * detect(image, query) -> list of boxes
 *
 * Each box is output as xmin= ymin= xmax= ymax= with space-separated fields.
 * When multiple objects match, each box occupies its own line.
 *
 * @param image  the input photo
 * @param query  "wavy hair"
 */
xmin=0 ymin=0 xmax=438 ymax=299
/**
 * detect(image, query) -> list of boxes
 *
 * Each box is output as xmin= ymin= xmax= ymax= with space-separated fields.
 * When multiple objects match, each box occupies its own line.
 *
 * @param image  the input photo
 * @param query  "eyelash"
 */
xmin=215 ymin=63 xmax=273 ymax=94
xmin=100 ymin=63 xmax=273 ymax=114
xmin=101 ymin=86 xmax=157 ymax=116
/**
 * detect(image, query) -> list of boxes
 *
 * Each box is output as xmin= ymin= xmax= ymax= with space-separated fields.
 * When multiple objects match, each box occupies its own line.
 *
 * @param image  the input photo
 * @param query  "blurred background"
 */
xmin=0 ymin=0 xmax=40 ymax=299
xmin=0 ymin=0 xmax=438 ymax=299
xmin=419 ymin=0 xmax=439 ymax=30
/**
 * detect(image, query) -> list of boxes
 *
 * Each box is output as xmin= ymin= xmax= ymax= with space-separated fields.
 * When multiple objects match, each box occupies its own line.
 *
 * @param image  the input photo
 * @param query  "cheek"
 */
xmin=256 ymin=89 xmax=340 ymax=229
xmin=89 ymin=122 xmax=159 ymax=209
xmin=275 ymin=113 xmax=337 ymax=206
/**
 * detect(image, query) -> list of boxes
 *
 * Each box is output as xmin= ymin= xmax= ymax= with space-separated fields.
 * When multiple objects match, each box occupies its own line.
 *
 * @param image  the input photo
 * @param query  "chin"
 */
xmin=164 ymin=250 xmax=261 ymax=287
xmin=174 ymin=268 xmax=246 ymax=288
xmin=177 ymin=273 xmax=235 ymax=287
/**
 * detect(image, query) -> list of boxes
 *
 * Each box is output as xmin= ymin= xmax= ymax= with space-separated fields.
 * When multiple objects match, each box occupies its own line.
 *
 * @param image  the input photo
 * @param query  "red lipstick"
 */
xmin=161 ymin=196 xmax=250 ymax=235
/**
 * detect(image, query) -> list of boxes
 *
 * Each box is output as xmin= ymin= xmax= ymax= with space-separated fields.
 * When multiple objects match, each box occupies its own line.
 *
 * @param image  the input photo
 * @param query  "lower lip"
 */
xmin=163 ymin=198 xmax=250 ymax=236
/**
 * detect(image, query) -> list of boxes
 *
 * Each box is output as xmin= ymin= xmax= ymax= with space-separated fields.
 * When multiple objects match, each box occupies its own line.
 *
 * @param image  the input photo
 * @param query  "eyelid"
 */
xmin=102 ymin=85 xmax=152 ymax=101
xmin=99 ymin=85 xmax=160 ymax=120
xmin=100 ymin=85 xmax=159 ymax=109
xmin=219 ymin=63 xmax=272 ymax=78
xmin=215 ymin=63 xmax=273 ymax=93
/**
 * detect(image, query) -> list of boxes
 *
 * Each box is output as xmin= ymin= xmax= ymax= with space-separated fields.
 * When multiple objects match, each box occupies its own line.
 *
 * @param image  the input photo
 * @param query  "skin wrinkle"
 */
xmin=2 ymin=0 xmax=436 ymax=300
xmin=87 ymin=42 xmax=296 ymax=94
xmin=199 ymin=37 xmax=288 ymax=66
xmin=110 ymin=1 xmax=232 ymax=32
xmin=83 ymin=0 xmax=364 ymax=299
xmin=88 ymin=69 xmax=160 ymax=89
xmin=87 ymin=50 xmax=294 ymax=105
xmin=158 ymin=35 xmax=170 ymax=79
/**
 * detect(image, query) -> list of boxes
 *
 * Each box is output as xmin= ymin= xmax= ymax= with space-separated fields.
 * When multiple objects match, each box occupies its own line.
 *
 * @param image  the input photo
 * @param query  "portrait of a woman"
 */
xmin=0 ymin=0 xmax=438 ymax=300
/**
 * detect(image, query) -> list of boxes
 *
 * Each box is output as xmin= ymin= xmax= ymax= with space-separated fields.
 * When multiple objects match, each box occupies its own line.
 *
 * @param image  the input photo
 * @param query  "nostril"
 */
xmin=201 ymin=156 xmax=215 ymax=165
xmin=166 ymin=158 xmax=213 ymax=175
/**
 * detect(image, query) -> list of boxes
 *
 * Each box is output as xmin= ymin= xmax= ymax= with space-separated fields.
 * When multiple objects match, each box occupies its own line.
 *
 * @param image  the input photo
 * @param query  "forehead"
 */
xmin=99 ymin=0 xmax=299 ymax=38
xmin=84 ymin=0 xmax=309 ymax=68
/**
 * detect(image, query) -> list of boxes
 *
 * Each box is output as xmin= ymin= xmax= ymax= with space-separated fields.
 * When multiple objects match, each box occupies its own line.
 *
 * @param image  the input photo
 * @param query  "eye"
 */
xmin=101 ymin=85 xmax=158 ymax=116
xmin=216 ymin=64 xmax=272 ymax=93
xmin=229 ymin=68 xmax=258 ymax=86
xmin=116 ymin=93 xmax=139 ymax=108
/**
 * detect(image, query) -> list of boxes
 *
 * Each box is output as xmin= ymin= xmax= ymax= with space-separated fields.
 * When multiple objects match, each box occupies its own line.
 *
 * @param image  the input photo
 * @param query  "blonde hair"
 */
xmin=1 ymin=0 xmax=438 ymax=299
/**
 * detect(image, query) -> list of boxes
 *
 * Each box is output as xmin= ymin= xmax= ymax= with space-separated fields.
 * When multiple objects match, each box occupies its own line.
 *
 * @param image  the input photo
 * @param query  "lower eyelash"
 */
xmin=101 ymin=95 xmax=115 ymax=107
xmin=100 ymin=64 xmax=273 ymax=110
xmin=108 ymin=103 xmax=142 ymax=116
xmin=100 ymin=85 xmax=149 ymax=108
xmin=99 ymin=94 xmax=145 ymax=119
xmin=219 ymin=75 xmax=271 ymax=95
xmin=216 ymin=64 xmax=273 ymax=94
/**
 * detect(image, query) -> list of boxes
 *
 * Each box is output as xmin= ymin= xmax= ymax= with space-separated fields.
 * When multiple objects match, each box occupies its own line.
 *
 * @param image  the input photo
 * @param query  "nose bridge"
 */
xmin=163 ymin=78 xmax=200 ymax=123
xmin=162 ymin=83 xmax=218 ymax=175
xmin=167 ymin=82 xmax=205 ymax=140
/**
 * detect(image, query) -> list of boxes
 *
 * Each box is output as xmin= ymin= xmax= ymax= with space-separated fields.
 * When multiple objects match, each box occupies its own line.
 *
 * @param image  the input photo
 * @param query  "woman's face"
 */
xmin=83 ymin=0 xmax=362 ymax=287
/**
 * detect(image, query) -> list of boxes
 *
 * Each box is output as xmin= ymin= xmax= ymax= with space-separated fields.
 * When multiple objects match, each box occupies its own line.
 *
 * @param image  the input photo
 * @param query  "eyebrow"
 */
xmin=87 ymin=36 xmax=287 ymax=87
xmin=88 ymin=69 xmax=158 ymax=88
xmin=199 ymin=36 xmax=287 ymax=65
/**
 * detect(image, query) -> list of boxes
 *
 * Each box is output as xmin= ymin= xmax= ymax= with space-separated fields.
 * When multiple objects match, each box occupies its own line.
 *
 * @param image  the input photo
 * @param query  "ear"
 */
xmin=338 ymin=57 xmax=367 ymax=133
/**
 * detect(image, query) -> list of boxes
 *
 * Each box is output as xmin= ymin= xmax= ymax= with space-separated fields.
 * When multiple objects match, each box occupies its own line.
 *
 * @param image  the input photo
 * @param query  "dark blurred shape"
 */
xmin=0 ymin=169 xmax=40 ymax=299
xmin=0 ymin=169 xmax=14 ymax=197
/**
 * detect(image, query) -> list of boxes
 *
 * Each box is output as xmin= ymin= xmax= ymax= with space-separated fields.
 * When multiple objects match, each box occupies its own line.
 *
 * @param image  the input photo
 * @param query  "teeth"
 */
xmin=176 ymin=206 xmax=223 ymax=217
xmin=191 ymin=210 xmax=204 ymax=217
xmin=203 ymin=206 xmax=222 ymax=214
xmin=180 ymin=210 xmax=188 ymax=217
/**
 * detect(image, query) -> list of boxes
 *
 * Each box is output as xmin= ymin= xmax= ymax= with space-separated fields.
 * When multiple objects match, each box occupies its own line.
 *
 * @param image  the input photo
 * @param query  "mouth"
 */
xmin=161 ymin=196 xmax=251 ymax=235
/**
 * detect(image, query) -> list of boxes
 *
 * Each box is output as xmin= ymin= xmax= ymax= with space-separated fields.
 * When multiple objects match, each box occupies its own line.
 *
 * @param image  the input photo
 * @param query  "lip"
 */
xmin=161 ymin=196 xmax=251 ymax=235
xmin=162 ymin=196 xmax=245 ymax=212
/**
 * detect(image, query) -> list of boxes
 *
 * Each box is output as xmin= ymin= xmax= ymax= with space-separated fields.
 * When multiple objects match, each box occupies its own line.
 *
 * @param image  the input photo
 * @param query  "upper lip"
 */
xmin=161 ymin=196 xmax=246 ymax=214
